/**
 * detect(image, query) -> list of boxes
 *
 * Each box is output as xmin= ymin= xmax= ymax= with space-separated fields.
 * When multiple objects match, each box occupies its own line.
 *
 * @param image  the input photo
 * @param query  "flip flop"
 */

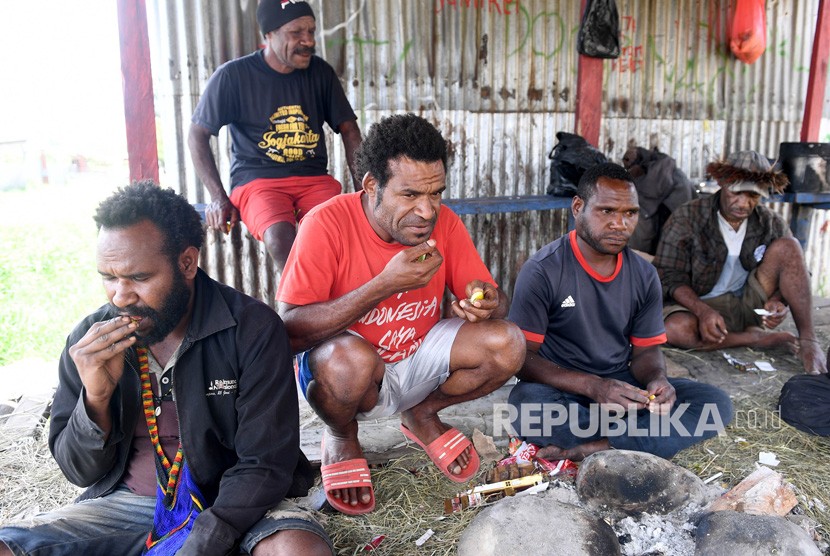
xmin=400 ymin=423 xmax=480 ymax=483
xmin=320 ymin=458 xmax=376 ymax=516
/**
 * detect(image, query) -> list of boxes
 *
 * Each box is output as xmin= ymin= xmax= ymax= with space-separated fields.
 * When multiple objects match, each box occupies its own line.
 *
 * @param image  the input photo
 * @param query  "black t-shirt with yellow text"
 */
xmin=192 ymin=51 xmax=356 ymax=189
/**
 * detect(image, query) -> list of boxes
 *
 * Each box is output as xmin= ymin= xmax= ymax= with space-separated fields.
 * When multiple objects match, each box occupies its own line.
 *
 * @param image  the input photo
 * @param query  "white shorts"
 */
xmin=297 ymin=318 xmax=465 ymax=421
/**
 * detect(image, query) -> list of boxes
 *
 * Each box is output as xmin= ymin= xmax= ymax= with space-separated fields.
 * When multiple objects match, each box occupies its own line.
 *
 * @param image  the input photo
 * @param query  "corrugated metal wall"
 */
xmin=147 ymin=0 xmax=830 ymax=304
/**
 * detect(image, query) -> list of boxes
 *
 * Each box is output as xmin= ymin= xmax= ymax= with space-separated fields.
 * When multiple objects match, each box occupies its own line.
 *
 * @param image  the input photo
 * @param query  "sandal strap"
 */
xmin=321 ymin=459 xmax=373 ymax=490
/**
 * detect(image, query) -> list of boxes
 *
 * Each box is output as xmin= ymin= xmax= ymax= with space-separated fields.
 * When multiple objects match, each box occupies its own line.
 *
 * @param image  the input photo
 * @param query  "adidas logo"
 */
xmin=560 ymin=295 xmax=575 ymax=308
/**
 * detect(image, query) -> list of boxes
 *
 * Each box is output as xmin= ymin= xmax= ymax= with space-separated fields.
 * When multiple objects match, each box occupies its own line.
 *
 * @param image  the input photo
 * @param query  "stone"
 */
xmin=457 ymin=491 xmax=620 ymax=556
xmin=695 ymin=510 xmax=821 ymax=555
xmin=0 ymin=393 xmax=53 ymax=444
xmin=786 ymin=514 xmax=821 ymax=543
xmin=705 ymin=465 xmax=797 ymax=516
xmin=472 ymin=428 xmax=502 ymax=464
xmin=576 ymin=450 xmax=712 ymax=517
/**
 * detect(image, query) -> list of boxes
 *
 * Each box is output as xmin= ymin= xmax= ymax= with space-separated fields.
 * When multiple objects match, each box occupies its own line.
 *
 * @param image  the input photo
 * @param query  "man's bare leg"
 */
xmin=755 ymin=237 xmax=827 ymax=374
xmin=306 ymin=335 xmax=384 ymax=510
xmin=665 ymin=312 xmax=799 ymax=352
xmin=399 ymin=320 xmax=525 ymax=476
xmin=262 ymin=221 xmax=296 ymax=276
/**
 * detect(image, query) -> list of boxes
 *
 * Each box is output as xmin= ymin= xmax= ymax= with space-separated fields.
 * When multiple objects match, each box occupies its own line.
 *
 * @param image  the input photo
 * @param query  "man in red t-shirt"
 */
xmin=277 ymin=114 xmax=525 ymax=515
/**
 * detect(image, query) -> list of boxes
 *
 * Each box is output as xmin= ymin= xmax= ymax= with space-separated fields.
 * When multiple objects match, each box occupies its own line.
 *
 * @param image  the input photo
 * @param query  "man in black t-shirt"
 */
xmin=189 ymin=0 xmax=362 ymax=277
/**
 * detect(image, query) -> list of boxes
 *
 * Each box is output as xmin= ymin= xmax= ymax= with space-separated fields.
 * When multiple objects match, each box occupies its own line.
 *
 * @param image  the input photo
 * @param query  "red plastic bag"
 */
xmin=729 ymin=0 xmax=767 ymax=64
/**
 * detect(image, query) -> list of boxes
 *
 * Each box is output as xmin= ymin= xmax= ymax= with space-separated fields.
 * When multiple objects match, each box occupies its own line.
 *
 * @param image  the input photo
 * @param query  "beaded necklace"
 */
xmin=137 ymin=346 xmax=184 ymax=506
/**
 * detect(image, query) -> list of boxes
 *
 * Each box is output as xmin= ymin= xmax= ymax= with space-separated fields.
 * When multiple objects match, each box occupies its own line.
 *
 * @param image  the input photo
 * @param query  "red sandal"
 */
xmin=400 ymin=424 xmax=480 ymax=483
xmin=320 ymin=458 xmax=376 ymax=515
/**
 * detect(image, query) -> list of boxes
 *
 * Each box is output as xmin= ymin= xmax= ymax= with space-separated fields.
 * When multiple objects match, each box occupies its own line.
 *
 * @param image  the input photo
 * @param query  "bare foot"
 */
xmin=798 ymin=339 xmax=828 ymax=375
xmin=321 ymin=426 xmax=373 ymax=510
xmin=745 ymin=327 xmax=799 ymax=353
xmin=400 ymin=410 xmax=471 ymax=476
xmin=536 ymin=439 xmax=611 ymax=462
xmin=535 ymin=444 xmax=569 ymax=461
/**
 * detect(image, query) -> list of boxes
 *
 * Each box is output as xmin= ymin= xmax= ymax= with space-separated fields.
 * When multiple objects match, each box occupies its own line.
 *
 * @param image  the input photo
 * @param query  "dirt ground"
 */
xmin=299 ymin=297 xmax=830 ymax=465
xmin=661 ymin=296 xmax=830 ymax=400
xmin=300 ymin=297 xmax=830 ymax=554
xmin=2 ymin=299 xmax=829 ymax=555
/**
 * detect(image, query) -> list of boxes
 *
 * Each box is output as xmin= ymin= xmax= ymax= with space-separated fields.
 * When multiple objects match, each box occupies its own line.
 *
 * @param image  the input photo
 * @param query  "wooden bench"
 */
xmin=194 ymin=191 xmax=829 ymax=245
xmin=773 ymin=191 xmax=830 ymax=209
xmin=770 ymin=192 xmax=830 ymax=246
xmin=442 ymin=194 xmax=572 ymax=215
xmin=194 ymin=195 xmax=573 ymax=219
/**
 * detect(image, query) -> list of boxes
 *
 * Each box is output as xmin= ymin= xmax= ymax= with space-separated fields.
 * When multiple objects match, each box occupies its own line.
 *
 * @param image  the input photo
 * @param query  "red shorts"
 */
xmin=229 ymin=175 xmax=342 ymax=240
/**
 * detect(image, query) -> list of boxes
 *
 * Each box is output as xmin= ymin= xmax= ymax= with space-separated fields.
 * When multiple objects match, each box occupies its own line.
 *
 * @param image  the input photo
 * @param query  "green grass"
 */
xmin=0 ymin=170 xmax=126 ymax=366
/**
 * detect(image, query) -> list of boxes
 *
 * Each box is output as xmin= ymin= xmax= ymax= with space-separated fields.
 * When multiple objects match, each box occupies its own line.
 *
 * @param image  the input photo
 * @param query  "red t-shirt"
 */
xmin=277 ymin=192 xmax=496 ymax=362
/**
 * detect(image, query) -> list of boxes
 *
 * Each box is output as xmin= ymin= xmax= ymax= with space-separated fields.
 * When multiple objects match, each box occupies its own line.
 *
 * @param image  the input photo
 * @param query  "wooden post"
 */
xmin=117 ymin=0 xmax=159 ymax=183
xmin=801 ymin=0 xmax=830 ymax=142
xmin=574 ymin=0 xmax=604 ymax=146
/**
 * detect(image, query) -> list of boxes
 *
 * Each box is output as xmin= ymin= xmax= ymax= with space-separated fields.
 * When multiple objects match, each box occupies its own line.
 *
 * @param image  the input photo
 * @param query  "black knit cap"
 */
xmin=257 ymin=0 xmax=315 ymax=36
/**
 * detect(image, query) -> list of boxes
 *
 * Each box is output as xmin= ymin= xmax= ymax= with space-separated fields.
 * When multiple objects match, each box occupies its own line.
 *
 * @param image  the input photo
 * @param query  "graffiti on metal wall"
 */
xmin=324 ymin=3 xmax=802 ymax=112
xmin=509 ymin=5 xmax=568 ymax=58
xmin=434 ymin=0 xmax=520 ymax=15
xmin=611 ymin=15 xmax=643 ymax=73
xmin=326 ymin=1 xmax=570 ymax=79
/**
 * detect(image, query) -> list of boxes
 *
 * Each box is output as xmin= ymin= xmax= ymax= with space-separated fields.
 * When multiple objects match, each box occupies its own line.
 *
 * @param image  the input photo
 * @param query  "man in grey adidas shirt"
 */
xmin=506 ymin=163 xmax=732 ymax=461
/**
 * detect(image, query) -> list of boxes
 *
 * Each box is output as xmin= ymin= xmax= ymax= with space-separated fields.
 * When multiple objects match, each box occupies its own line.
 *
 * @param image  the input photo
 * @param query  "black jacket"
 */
xmin=49 ymin=269 xmax=313 ymax=555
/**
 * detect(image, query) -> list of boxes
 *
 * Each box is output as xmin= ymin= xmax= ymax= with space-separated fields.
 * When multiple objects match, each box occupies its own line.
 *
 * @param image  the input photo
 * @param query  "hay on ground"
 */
xmin=0 ymin=422 xmax=81 ymax=523
xmin=1 ymin=389 xmax=828 ymax=555
xmin=322 ymin=451 xmax=492 ymax=555
xmin=673 ymin=393 xmax=830 ymax=545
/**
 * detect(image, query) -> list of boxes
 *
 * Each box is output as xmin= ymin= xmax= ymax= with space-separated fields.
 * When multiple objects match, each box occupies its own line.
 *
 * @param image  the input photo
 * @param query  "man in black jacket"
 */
xmin=0 ymin=183 xmax=332 ymax=555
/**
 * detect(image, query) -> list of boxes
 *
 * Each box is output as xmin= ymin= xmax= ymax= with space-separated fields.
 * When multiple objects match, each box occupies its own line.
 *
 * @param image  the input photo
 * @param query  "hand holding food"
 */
xmin=68 ymin=316 xmax=138 ymax=404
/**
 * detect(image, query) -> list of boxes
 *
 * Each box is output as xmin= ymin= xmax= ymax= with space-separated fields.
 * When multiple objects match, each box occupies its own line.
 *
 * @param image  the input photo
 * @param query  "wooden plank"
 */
xmin=769 ymin=193 xmax=830 ymax=246
xmin=117 ymin=0 xmax=159 ymax=183
xmin=790 ymin=205 xmax=815 ymax=249
xmin=0 ymin=393 xmax=53 ymax=446
xmin=574 ymin=0 xmax=604 ymax=146
xmin=801 ymin=0 xmax=830 ymax=142
xmin=443 ymin=195 xmax=573 ymax=215
xmin=194 ymin=196 xmax=574 ymax=219
xmin=792 ymin=192 xmax=830 ymax=209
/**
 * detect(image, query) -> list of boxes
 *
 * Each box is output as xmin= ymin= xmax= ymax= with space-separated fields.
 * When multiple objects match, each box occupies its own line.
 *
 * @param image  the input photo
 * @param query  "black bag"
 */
xmin=577 ymin=0 xmax=621 ymax=59
xmin=779 ymin=374 xmax=830 ymax=436
xmin=547 ymin=132 xmax=608 ymax=197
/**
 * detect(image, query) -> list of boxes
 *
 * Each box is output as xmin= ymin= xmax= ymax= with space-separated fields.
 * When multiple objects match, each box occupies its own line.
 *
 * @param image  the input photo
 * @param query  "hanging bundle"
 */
xmin=576 ymin=0 xmax=621 ymax=59
xmin=729 ymin=0 xmax=767 ymax=64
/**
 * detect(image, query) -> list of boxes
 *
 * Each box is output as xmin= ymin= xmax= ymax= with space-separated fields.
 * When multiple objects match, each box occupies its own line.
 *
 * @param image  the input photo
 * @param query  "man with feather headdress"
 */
xmin=653 ymin=150 xmax=826 ymax=375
